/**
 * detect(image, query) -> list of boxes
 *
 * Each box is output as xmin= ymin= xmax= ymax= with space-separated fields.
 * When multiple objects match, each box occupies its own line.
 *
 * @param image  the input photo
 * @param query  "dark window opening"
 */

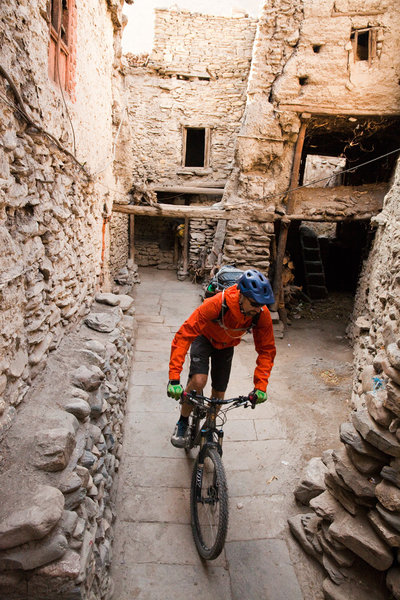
xmin=312 ymin=44 xmax=322 ymax=53
xmin=299 ymin=116 xmax=400 ymax=186
xmin=184 ymin=128 xmax=206 ymax=167
xmin=350 ymin=27 xmax=377 ymax=64
xmin=299 ymin=76 xmax=309 ymax=86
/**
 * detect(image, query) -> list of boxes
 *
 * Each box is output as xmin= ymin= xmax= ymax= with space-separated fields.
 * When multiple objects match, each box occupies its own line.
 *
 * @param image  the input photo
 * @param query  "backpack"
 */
xmin=205 ymin=266 xmax=261 ymax=332
xmin=204 ymin=265 xmax=244 ymax=298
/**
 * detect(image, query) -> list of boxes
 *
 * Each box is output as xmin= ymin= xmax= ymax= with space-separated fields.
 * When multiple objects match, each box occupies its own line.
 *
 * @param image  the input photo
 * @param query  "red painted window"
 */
xmin=48 ymin=0 xmax=76 ymax=98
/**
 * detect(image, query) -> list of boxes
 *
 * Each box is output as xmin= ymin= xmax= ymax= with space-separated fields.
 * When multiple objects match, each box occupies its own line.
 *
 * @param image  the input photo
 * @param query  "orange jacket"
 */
xmin=169 ymin=285 xmax=276 ymax=392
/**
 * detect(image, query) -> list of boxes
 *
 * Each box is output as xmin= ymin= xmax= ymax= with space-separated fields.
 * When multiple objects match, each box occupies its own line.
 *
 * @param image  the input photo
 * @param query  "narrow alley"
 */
xmin=111 ymin=268 xmax=353 ymax=600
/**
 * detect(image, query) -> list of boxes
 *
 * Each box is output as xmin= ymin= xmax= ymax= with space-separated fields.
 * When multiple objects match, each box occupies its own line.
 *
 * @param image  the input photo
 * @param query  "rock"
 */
xmin=79 ymin=450 xmax=96 ymax=469
xmin=317 ymin=527 xmax=355 ymax=568
xmin=118 ymin=294 xmax=134 ymax=312
xmin=360 ymin=365 xmax=375 ymax=393
xmin=71 ymin=365 xmax=104 ymax=391
xmin=387 ymin=567 xmax=400 ymax=600
xmin=33 ymin=428 xmax=76 ymax=472
xmin=0 ymin=486 xmax=64 ymax=550
xmin=34 ymin=548 xmax=80 ymax=579
xmin=60 ymin=511 xmax=78 ymax=537
xmin=382 ymin=359 xmax=400 ymax=386
xmin=322 ymin=553 xmax=347 ymax=585
xmin=95 ymin=292 xmax=120 ymax=306
xmin=84 ymin=339 xmax=106 ymax=357
xmin=388 ymin=344 xmax=400 ymax=371
xmin=376 ymin=503 xmax=400 ymax=532
xmin=381 ymin=459 xmax=400 ymax=487
xmin=64 ymin=399 xmax=91 ymax=421
xmin=287 ymin=513 xmax=323 ymax=563
xmin=84 ymin=312 xmax=120 ymax=333
xmin=329 ymin=511 xmax=393 ymax=570
xmin=309 ymin=490 xmax=347 ymax=522
xmin=324 ymin=470 xmax=358 ymax=515
xmin=0 ymin=531 xmax=68 ymax=571
xmin=294 ymin=457 xmax=328 ymax=505
xmin=63 ymin=487 xmax=87 ymax=511
xmin=58 ymin=472 xmax=82 ymax=494
xmin=355 ymin=316 xmax=371 ymax=333
xmin=385 ymin=381 xmax=400 ymax=417
xmin=365 ymin=390 xmax=393 ymax=428
xmin=8 ymin=350 xmax=28 ymax=379
xmin=352 ymin=409 xmax=400 ymax=457
xmin=375 ymin=480 xmax=400 ymax=512
xmin=79 ymin=349 xmax=105 ymax=369
xmin=368 ymin=510 xmax=400 ymax=547
xmin=323 ymin=576 xmax=386 ymax=600
xmin=346 ymin=445 xmax=385 ymax=475
xmin=332 ymin=447 xmax=377 ymax=498
xmin=340 ymin=422 xmax=387 ymax=460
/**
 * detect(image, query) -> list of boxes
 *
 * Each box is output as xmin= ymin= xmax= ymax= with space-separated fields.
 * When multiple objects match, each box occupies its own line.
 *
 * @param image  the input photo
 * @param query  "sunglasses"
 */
xmin=247 ymin=298 xmax=263 ymax=308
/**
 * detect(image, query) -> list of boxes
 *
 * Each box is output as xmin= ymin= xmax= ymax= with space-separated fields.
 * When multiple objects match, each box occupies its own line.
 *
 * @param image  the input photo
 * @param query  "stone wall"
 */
xmin=0 ymin=292 xmax=135 ymax=600
xmin=0 ymin=0 xmax=125 ymax=435
xmin=111 ymin=8 xmax=257 ymax=276
xmin=227 ymin=0 xmax=400 ymax=205
xmin=289 ymin=158 xmax=400 ymax=599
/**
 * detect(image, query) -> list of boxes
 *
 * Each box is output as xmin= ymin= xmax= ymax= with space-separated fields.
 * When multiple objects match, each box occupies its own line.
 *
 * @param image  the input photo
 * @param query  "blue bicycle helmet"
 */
xmin=237 ymin=269 xmax=275 ymax=305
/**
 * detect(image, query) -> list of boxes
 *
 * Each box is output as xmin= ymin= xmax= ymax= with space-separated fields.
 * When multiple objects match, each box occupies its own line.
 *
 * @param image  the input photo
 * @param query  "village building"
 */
xmin=0 ymin=0 xmax=400 ymax=598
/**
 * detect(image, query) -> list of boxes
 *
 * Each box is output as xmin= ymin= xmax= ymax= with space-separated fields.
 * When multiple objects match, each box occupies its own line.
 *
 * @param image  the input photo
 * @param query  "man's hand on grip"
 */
xmin=167 ymin=380 xmax=184 ymax=400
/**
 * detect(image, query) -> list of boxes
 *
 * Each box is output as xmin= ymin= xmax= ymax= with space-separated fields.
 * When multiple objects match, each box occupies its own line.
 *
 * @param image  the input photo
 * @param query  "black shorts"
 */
xmin=189 ymin=335 xmax=234 ymax=392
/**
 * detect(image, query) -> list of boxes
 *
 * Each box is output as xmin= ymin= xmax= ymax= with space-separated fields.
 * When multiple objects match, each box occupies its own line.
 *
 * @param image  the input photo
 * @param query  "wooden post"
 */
xmin=129 ymin=214 xmax=135 ymax=262
xmin=271 ymin=114 xmax=310 ymax=315
xmin=182 ymin=217 xmax=189 ymax=276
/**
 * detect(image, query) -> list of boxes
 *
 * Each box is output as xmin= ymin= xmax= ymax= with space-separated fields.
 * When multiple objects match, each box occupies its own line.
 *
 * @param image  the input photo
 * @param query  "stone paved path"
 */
xmin=112 ymin=268 xmax=353 ymax=600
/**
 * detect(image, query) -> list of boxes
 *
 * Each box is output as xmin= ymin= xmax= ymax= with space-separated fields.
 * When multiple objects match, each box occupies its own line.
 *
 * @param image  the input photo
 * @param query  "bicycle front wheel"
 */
xmin=190 ymin=447 xmax=228 ymax=560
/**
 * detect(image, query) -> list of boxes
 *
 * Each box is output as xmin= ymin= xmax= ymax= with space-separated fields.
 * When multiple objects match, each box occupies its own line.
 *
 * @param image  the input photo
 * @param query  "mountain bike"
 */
xmin=179 ymin=390 xmax=256 ymax=560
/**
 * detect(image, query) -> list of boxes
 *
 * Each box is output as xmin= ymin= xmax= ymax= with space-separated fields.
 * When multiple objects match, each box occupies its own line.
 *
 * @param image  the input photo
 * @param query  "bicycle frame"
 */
xmin=182 ymin=390 xmax=255 ymax=560
xmin=182 ymin=390 xmax=253 ymax=455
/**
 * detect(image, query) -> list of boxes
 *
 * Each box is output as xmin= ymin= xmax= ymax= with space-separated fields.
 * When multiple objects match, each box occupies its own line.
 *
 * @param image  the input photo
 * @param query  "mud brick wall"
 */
xmin=289 ymin=158 xmax=400 ymax=599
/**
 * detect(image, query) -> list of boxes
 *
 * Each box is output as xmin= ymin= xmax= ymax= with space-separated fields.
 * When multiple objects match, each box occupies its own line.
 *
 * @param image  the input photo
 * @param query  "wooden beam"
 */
xmin=277 ymin=104 xmax=400 ymax=117
xmin=154 ymin=186 xmax=224 ymax=195
xmin=113 ymin=203 xmax=228 ymax=219
xmin=113 ymin=202 xmax=278 ymax=222
xmin=288 ymin=213 xmax=376 ymax=222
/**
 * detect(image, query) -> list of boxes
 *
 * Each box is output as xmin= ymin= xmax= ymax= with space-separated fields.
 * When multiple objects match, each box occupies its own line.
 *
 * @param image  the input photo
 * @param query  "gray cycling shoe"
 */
xmin=171 ymin=421 xmax=188 ymax=448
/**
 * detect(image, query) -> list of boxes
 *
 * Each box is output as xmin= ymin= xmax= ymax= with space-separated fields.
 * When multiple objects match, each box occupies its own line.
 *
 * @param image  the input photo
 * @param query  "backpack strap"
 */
xmin=213 ymin=290 xmax=262 ymax=334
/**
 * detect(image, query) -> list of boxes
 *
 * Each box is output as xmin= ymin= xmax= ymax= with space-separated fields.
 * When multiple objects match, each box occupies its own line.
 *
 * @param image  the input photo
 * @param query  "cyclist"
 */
xmin=167 ymin=269 xmax=276 ymax=447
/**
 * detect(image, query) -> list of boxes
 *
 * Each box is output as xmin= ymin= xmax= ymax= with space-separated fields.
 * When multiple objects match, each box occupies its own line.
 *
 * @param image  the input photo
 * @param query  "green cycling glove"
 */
xmin=250 ymin=389 xmax=267 ymax=404
xmin=167 ymin=380 xmax=184 ymax=400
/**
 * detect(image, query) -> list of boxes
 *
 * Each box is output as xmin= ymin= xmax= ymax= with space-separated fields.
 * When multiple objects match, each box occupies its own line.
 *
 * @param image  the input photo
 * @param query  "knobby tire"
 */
xmin=190 ymin=447 xmax=228 ymax=560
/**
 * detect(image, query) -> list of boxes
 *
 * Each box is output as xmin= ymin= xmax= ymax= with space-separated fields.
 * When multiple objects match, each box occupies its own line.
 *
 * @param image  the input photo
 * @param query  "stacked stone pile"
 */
xmin=289 ymin=160 xmax=400 ymax=599
xmin=290 ymin=331 xmax=400 ymax=598
xmin=0 ymin=292 xmax=135 ymax=600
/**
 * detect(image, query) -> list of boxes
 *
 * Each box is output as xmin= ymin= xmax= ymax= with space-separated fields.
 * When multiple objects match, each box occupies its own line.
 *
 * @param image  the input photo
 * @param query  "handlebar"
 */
xmin=181 ymin=390 xmax=256 ymax=410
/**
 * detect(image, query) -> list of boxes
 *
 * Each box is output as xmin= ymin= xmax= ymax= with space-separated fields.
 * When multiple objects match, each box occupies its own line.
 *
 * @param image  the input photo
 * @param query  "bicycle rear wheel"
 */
xmin=190 ymin=447 xmax=228 ymax=560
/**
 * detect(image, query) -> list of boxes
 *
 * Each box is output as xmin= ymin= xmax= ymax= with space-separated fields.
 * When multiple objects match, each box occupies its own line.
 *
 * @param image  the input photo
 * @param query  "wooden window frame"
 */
xmin=182 ymin=126 xmax=211 ymax=168
xmin=48 ymin=0 xmax=72 ymax=92
xmin=350 ymin=27 xmax=378 ymax=66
